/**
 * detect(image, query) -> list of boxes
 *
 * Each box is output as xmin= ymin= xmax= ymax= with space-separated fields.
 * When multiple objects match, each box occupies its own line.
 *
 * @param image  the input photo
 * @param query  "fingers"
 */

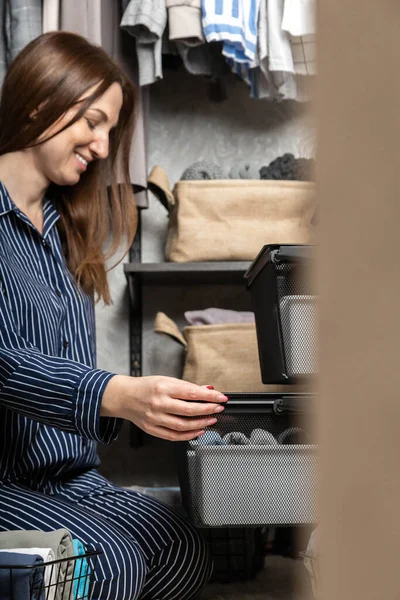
xmin=171 ymin=381 xmax=228 ymax=404
xmin=149 ymin=425 xmax=206 ymax=442
xmin=165 ymin=397 xmax=225 ymax=418
xmin=155 ymin=411 xmax=219 ymax=433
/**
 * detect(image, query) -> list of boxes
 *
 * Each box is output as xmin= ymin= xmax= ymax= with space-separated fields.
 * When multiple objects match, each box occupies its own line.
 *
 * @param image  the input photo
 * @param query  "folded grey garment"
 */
xmin=192 ymin=431 xmax=225 ymax=446
xmin=250 ymin=429 xmax=278 ymax=445
xmin=184 ymin=308 xmax=255 ymax=326
xmin=0 ymin=528 xmax=75 ymax=599
xmin=229 ymin=163 xmax=260 ymax=180
xmin=180 ymin=161 xmax=227 ymax=180
xmin=223 ymin=432 xmax=250 ymax=445
xmin=277 ymin=427 xmax=310 ymax=445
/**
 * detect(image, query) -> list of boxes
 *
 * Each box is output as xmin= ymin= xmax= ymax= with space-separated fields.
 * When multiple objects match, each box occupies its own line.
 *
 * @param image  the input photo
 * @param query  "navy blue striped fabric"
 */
xmin=0 ymin=182 xmax=120 ymax=490
xmin=0 ymin=183 xmax=212 ymax=599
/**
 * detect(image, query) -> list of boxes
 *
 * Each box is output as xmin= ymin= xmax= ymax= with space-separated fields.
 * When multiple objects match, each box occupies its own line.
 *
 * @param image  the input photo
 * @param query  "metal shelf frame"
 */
xmin=125 ymin=211 xmax=250 ymax=446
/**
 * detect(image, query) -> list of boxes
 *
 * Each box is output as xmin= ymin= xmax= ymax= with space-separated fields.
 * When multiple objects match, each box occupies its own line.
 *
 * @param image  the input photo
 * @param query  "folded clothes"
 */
xmin=180 ymin=161 xmax=227 ymax=180
xmin=191 ymin=431 xmax=225 ymax=446
xmin=0 ymin=529 xmax=75 ymax=600
xmin=72 ymin=539 xmax=90 ymax=600
xmin=3 ymin=548 xmax=56 ymax=600
xmin=223 ymin=432 xmax=250 ymax=445
xmin=250 ymin=429 xmax=278 ymax=445
xmin=277 ymin=427 xmax=310 ymax=444
xmin=0 ymin=551 xmax=45 ymax=600
xmin=259 ymin=153 xmax=315 ymax=181
xmin=229 ymin=163 xmax=260 ymax=180
xmin=185 ymin=308 xmax=255 ymax=326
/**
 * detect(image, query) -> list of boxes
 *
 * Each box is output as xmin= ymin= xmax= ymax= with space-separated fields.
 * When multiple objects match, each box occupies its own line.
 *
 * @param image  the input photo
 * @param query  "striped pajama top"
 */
xmin=0 ymin=182 xmax=121 ymax=493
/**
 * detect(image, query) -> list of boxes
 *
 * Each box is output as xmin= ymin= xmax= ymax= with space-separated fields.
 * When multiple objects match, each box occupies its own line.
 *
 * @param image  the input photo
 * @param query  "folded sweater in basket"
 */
xmin=184 ymin=308 xmax=255 ymax=326
xmin=0 ymin=529 xmax=75 ymax=599
xmin=1 ymin=548 xmax=55 ymax=600
xmin=0 ymin=551 xmax=44 ymax=600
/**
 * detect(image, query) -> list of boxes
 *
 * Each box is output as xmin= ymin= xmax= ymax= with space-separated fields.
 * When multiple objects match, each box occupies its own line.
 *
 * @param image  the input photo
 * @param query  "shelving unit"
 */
xmin=124 ymin=212 xmax=251 ymax=445
xmin=124 ymin=263 xmax=251 ymax=377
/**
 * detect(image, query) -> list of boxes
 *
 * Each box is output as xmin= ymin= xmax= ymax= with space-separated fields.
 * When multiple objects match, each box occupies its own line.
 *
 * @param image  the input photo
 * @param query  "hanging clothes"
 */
xmin=166 ymin=0 xmax=203 ymax=44
xmin=282 ymin=0 xmax=316 ymax=37
xmin=61 ymin=0 xmax=101 ymax=45
xmin=42 ymin=0 xmax=59 ymax=32
xmin=0 ymin=0 xmax=42 ymax=87
xmin=60 ymin=0 xmax=149 ymax=208
xmin=201 ymin=0 xmax=262 ymax=89
xmin=120 ymin=0 xmax=167 ymax=87
xmin=282 ymin=0 xmax=316 ymax=77
xmin=164 ymin=0 xmax=225 ymax=78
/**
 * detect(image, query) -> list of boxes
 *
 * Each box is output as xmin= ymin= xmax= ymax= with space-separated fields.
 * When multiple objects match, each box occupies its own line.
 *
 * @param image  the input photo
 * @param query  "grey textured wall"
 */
xmin=96 ymin=69 xmax=315 ymax=488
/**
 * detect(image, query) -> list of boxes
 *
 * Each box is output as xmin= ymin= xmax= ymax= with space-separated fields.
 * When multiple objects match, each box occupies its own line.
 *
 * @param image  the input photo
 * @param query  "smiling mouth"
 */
xmin=75 ymin=152 xmax=88 ymax=167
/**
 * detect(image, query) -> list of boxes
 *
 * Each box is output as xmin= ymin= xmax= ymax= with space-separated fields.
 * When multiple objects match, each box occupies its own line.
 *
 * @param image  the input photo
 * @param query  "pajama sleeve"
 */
xmin=0 ymin=288 xmax=122 ymax=444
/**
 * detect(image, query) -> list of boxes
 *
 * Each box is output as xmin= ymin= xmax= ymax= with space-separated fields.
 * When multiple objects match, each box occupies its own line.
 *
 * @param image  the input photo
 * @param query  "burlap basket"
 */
xmin=148 ymin=166 xmax=316 ymax=262
xmin=154 ymin=312 xmax=305 ymax=393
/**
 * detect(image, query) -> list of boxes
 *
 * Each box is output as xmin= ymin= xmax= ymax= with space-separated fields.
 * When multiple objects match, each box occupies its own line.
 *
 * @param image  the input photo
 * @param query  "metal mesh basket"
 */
xmin=0 ymin=547 xmax=101 ymax=600
xmin=177 ymin=394 xmax=319 ymax=528
xmin=245 ymin=244 xmax=317 ymax=384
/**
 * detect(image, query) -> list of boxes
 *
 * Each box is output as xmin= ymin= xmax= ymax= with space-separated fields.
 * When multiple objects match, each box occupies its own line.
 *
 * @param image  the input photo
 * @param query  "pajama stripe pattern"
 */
xmin=0 ymin=183 xmax=211 ymax=599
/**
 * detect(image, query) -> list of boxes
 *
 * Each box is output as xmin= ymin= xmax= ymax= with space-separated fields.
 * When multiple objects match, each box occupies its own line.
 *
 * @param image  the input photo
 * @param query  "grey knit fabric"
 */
xmin=180 ymin=161 xmax=227 ymax=180
xmin=229 ymin=162 xmax=260 ymax=179
xmin=277 ymin=427 xmax=309 ymax=445
xmin=223 ymin=432 xmax=250 ymax=445
xmin=249 ymin=429 xmax=278 ymax=445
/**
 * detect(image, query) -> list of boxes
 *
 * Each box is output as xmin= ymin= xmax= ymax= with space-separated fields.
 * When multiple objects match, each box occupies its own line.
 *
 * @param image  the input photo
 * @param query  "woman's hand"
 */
xmin=101 ymin=375 xmax=228 ymax=441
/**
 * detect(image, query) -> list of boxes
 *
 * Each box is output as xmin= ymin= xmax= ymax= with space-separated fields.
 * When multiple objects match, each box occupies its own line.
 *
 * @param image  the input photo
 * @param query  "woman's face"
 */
xmin=32 ymin=82 xmax=123 ymax=186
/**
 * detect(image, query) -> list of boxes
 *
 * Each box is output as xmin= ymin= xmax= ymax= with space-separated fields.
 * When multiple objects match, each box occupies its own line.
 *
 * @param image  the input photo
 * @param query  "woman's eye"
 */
xmin=85 ymin=118 xmax=96 ymax=131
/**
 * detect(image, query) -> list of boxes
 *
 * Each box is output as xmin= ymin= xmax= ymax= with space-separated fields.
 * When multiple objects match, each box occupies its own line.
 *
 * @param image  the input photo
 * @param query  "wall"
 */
xmin=96 ymin=67 xmax=315 ymax=488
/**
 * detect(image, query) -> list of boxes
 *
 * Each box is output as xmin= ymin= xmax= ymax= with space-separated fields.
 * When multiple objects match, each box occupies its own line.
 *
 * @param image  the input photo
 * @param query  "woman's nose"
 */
xmin=89 ymin=136 xmax=109 ymax=159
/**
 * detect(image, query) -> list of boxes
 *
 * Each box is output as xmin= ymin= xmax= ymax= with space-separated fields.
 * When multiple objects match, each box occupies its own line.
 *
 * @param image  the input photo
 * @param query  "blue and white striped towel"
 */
xmin=202 ymin=0 xmax=261 ymax=75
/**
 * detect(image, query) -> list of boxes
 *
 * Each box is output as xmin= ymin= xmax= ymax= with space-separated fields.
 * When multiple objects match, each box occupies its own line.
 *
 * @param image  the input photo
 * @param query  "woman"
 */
xmin=0 ymin=32 xmax=227 ymax=599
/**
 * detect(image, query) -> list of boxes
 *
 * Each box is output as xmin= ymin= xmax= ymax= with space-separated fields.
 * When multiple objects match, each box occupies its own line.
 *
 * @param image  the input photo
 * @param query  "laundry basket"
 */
xmin=0 ymin=547 xmax=101 ymax=599
xmin=245 ymin=244 xmax=317 ymax=384
xmin=177 ymin=392 xmax=318 ymax=528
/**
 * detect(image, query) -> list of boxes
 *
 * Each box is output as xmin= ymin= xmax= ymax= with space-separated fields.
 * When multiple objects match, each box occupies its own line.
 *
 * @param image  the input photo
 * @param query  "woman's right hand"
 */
xmin=100 ymin=375 xmax=228 ymax=441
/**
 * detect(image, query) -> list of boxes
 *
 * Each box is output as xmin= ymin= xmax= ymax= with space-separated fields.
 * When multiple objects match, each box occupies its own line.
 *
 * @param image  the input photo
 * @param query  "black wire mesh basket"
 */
xmin=0 ymin=546 xmax=102 ymax=600
xmin=177 ymin=393 xmax=318 ymax=528
xmin=245 ymin=244 xmax=317 ymax=384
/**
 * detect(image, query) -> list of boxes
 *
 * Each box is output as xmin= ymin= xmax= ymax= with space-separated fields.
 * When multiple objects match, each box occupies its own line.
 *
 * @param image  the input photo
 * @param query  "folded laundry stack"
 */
xmin=179 ymin=154 xmax=316 ymax=181
xmin=0 ymin=528 xmax=91 ymax=600
xmin=191 ymin=427 xmax=309 ymax=446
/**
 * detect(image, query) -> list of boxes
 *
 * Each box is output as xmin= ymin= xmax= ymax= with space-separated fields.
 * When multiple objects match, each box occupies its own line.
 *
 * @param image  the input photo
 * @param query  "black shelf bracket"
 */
xmin=128 ymin=209 xmax=143 ymax=447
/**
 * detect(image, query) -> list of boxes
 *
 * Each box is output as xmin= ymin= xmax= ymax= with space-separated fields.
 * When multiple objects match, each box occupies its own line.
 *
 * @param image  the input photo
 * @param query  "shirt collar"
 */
xmin=0 ymin=181 xmax=14 ymax=216
xmin=0 ymin=181 xmax=60 ymax=234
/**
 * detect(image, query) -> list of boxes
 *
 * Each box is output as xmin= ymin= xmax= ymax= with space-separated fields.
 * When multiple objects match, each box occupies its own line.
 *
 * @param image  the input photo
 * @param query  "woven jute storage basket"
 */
xmin=148 ymin=166 xmax=316 ymax=262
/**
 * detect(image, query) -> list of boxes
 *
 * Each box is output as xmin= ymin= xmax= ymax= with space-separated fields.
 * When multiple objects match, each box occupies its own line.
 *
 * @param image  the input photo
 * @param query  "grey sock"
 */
xmin=223 ymin=432 xmax=251 ymax=445
xmin=250 ymin=428 xmax=278 ymax=445
xmin=181 ymin=161 xmax=227 ymax=180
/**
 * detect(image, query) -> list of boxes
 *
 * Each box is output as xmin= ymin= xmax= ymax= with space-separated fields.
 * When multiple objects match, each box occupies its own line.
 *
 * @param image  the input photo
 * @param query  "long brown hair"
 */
xmin=0 ymin=31 xmax=137 ymax=304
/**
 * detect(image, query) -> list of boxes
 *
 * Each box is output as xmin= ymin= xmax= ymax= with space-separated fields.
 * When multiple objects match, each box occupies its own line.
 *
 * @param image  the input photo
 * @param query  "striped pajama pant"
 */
xmin=0 ymin=473 xmax=212 ymax=600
